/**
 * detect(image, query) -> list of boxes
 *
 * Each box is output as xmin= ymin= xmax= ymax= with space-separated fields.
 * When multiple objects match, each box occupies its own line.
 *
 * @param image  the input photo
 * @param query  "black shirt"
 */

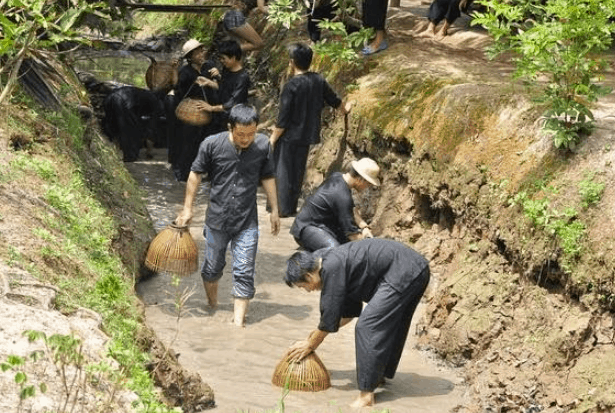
xmin=290 ymin=172 xmax=360 ymax=242
xmin=276 ymin=72 xmax=342 ymax=145
xmin=218 ymin=67 xmax=251 ymax=111
xmin=191 ymin=131 xmax=275 ymax=233
xmin=316 ymin=239 xmax=430 ymax=332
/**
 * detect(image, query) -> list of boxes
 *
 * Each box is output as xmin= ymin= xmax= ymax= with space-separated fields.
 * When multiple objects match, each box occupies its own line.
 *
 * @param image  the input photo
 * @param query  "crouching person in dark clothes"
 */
xmin=283 ymin=238 xmax=431 ymax=408
xmin=102 ymin=86 xmax=163 ymax=162
xmin=290 ymin=157 xmax=380 ymax=252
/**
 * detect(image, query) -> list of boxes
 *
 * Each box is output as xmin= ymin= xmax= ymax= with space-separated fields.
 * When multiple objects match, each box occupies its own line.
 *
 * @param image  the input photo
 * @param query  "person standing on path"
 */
xmin=269 ymin=43 xmax=350 ymax=217
xmin=361 ymin=0 xmax=389 ymax=55
xmin=175 ymin=104 xmax=280 ymax=327
xmin=283 ymin=238 xmax=431 ymax=408
xmin=290 ymin=158 xmax=380 ymax=251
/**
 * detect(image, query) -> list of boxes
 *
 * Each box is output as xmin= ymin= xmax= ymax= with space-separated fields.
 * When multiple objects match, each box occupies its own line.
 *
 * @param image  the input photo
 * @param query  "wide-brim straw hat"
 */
xmin=272 ymin=351 xmax=331 ymax=392
xmin=181 ymin=39 xmax=204 ymax=58
xmin=351 ymin=157 xmax=380 ymax=186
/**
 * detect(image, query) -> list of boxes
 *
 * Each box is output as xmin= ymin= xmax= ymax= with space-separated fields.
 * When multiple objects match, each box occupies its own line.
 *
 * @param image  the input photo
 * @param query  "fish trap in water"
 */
xmin=272 ymin=352 xmax=331 ymax=392
xmin=145 ymin=223 xmax=198 ymax=276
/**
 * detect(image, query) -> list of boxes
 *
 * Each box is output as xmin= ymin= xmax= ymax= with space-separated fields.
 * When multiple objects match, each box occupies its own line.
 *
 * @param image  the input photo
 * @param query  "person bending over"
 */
xmin=283 ymin=238 xmax=431 ymax=408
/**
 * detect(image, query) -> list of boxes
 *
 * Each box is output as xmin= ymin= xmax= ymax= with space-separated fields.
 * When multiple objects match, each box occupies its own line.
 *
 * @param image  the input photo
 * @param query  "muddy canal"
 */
xmin=128 ymin=148 xmax=467 ymax=412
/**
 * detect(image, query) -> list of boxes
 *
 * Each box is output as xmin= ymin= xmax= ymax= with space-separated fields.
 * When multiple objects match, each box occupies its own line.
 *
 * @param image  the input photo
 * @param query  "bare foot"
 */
xmin=350 ymin=391 xmax=374 ymax=408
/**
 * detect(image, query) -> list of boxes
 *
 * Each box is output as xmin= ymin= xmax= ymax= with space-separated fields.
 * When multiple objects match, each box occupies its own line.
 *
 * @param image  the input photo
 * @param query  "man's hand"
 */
xmin=174 ymin=209 xmax=193 ymax=228
xmin=361 ymin=227 xmax=373 ymax=239
xmin=285 ymin=340 xmax=312 ymax=362
xmin=208 ymin=67 xmax=221 ymax=78
xmin=270 ymin=212 xmax=280 ymax=236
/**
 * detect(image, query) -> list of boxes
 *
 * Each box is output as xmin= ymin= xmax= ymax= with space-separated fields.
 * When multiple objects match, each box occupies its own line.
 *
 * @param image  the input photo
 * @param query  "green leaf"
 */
xmin=14 ymin=371 xmax=27 ymax=384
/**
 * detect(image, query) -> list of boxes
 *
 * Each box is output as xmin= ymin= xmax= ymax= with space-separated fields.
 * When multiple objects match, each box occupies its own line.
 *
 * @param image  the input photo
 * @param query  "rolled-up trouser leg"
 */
xmin=201 ymin=225 xmax=231 ymax=283
xmin=229 ymin=226 xmax=259 ymax=299
xmin=296 ymin=225 xmax=341 ymax=252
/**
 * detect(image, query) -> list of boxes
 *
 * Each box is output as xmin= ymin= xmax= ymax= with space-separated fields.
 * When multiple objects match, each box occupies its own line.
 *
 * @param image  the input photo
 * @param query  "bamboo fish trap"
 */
xmin=144 ymin=223 xmax=198 ymax=276
xmin=271 ymin=352 xmax=331 ymax=392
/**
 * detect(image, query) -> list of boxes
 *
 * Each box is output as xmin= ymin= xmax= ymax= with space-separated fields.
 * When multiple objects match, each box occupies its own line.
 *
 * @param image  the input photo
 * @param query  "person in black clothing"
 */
xmin=101 ymin=85 xmax=164 ymax=162
xmin=269 ymin=43 xmax=350 ymax=217
xmin=196 ymin=39 xmax=251 ymax=135
xmin=290 ymin=158 xmax=380 ymax=251
xmin=283 ymin=238 xmax=431 ymax=408
xmin=171 ymin=39 xmax=218 ymax=181
xmin=427 ymin=0 xmax=474 ymax=37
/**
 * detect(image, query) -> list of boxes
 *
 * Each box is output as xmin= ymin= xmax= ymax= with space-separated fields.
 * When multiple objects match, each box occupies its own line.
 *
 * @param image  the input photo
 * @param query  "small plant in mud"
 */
xmin=1 ymin=330 xmax=123 ymax=413
xmin=510 ymin=191 xmax=585 ymax=271
xmin=578 ymin=172 xmax=605 ymax=209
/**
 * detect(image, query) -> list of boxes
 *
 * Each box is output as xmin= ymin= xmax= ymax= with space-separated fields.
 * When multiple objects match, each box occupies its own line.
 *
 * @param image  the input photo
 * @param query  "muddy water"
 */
xmin=128 ymin=149 xmax=468 ymax=413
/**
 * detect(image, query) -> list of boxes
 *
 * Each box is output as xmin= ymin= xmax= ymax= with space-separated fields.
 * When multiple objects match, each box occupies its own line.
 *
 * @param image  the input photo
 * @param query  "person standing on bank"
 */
xmin=283 ymin=238 xmax=431 ymax=408
xmin=290 ymin=158 xmax=380 ymax=252
xmin=269 ymin=43 xmax=350 ymax=217
xmin=175 ymin=104 xmax=280 ymax=328
xmin=361 ymin=0 xmax=389 ymax=55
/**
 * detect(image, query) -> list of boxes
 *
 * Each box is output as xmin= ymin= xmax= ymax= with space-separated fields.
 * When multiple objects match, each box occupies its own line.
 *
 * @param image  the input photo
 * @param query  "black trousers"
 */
xmin=362 ymin=0 xmax=389 ymax=31
xmin=295 ymin=225 xmax=342 ymax=252
xmin=274 ymin=141 xmax=310 ymax=217
xmin=428 ymin=0 xmax=462 ymax=25
xmin=355 ymin=266 xmax=430 ymax=391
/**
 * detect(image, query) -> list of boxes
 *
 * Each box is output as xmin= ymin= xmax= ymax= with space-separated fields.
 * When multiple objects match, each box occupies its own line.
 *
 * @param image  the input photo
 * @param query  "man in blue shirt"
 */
xmin=175 ymin=104 xmax=280 ymax=327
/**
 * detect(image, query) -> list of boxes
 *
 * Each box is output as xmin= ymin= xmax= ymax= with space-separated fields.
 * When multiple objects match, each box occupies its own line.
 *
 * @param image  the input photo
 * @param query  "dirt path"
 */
xmin=128 ymin=148 xmax=467 ymax=413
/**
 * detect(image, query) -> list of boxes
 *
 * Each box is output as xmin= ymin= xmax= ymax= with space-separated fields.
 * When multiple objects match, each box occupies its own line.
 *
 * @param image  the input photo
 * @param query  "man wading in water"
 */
xmin=283 ymin=238 xmax=431 ymax=407
xmin=175 ymin=104 xmax=280 ymax=327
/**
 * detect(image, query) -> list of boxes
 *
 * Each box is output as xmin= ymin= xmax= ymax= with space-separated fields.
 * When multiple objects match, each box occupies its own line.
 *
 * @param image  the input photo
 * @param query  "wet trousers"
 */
xmin=295 ymin=225 xmax=342 ymax=252
xmin=355 ymin=266 xmax=430 ymax=391
xmin=201 ymin=224 xmax=259 ymax=299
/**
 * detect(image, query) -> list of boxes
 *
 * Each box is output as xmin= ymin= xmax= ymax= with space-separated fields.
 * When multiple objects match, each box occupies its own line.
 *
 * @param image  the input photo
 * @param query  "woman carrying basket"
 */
xmin=171 ymin=39 xmax=218 ymax=182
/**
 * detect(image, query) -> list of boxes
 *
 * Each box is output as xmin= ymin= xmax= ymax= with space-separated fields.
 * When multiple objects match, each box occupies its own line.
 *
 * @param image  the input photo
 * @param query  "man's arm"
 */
xmin=269 ymin=126 xmax=285 ymax=148
xmin=261 ymin=176 xmax=280 ymax=235
xmin=175 ymin=171 xmax=203 ymax=227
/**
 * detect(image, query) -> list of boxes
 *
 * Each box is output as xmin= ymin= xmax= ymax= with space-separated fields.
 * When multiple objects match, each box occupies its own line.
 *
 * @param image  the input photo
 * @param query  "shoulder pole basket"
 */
xmin=272 ymin=351 xmax=331 ymax=392
xmin=144 ymin=223 xmax=199 ymax=276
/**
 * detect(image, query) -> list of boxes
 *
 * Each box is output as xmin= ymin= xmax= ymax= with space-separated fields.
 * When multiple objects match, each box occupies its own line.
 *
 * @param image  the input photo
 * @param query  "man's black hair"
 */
xmin=218 ymin=39 xmax=243 ymax=61
xmin=285 ymin=250 xmax=319 ymax=287
xmin=229 ymin=104 xmax=259 ymax=128
xmin=289 ymin=43 xmax=313 ymax=71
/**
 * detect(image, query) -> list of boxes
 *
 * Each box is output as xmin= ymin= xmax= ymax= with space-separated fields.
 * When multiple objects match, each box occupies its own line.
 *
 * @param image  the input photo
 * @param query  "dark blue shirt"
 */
xmin=290 ymin=172 xmax=359 ymax=242
xmin=316 ymin=239 xmax=430 ymax=332
xmin=276 ymin=72 xmax=342 ymax=145
xmin=191 ymin=131 xmax=275 ymax=233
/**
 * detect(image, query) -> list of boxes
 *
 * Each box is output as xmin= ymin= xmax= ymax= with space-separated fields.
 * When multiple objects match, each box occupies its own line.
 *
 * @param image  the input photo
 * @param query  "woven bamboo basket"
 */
xmin=175 ymin=97 xmax=212 ymax=126
xmin=272 ymin=352 xmax=330 ymax=392
xmin=144 ymin=223 xmax=199 ymax=276
xmin=145 ymin=59 xmax=179 ymax=92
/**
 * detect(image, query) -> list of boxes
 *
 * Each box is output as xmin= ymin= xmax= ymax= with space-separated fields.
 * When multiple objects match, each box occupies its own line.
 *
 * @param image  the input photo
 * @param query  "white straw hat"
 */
xmin=351 ymin=158 xmax=380 ymax=186
xmin=181 ymin=39 xmax=204 ymax=58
